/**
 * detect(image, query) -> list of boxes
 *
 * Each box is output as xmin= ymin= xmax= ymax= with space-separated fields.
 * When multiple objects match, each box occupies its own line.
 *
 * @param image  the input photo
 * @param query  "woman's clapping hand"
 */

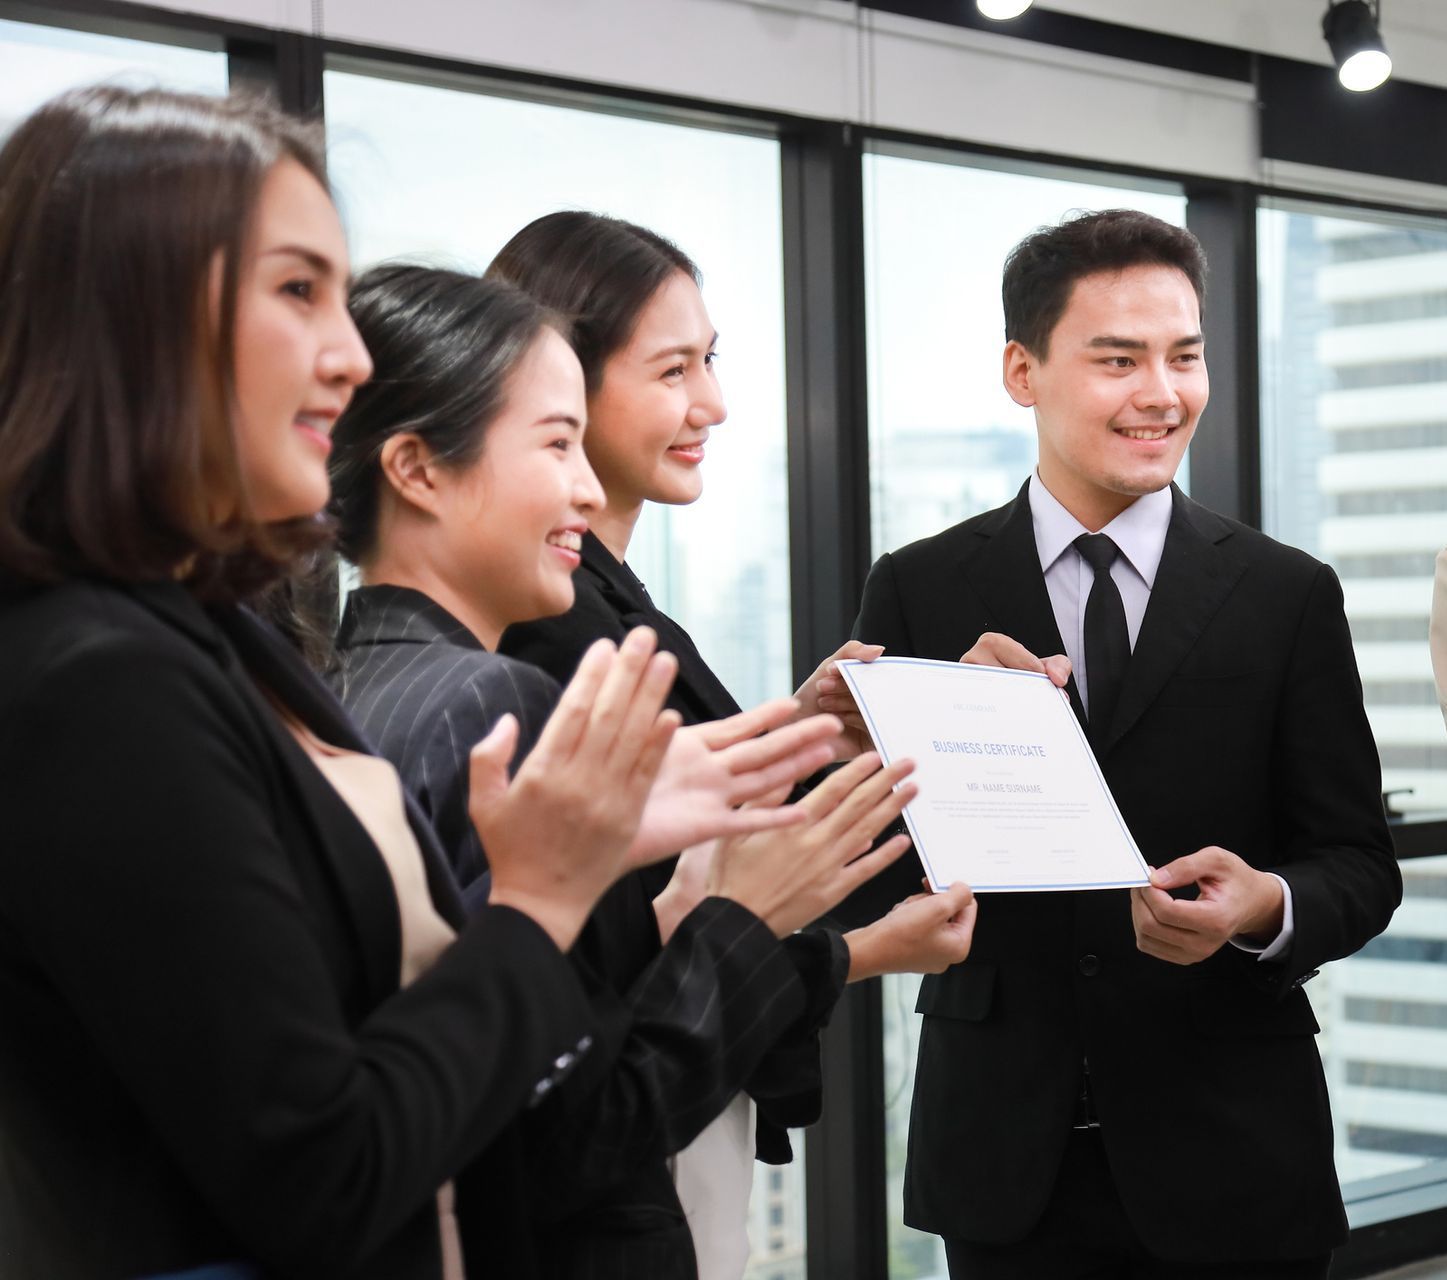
xmin=468 ymin=628 xmax=678 ymax=949
xmin=628 ymin=696 xmax=843 ymax=864
xmin=705 ymin=751 xmax=918 ymax=938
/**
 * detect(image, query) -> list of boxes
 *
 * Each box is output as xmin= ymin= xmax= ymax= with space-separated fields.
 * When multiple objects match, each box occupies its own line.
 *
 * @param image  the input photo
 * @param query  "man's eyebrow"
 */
xmin=645 ymin=332 xmax=720 ymax=362
xmin=1085 ymin=333 xmax=1204 ymax=349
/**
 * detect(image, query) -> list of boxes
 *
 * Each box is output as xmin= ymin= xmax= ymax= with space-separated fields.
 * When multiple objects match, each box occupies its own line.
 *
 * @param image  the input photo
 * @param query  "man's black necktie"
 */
xmin=1074 ymin=532 xmax=1130 ymax=752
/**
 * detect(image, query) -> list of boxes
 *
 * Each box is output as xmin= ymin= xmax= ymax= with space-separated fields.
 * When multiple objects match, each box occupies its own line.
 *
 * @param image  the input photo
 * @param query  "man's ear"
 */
xmin=1003 ymin=340 xmax=1039 ymax=408
xmin=379 ymin=433 xmax=443 ymax=517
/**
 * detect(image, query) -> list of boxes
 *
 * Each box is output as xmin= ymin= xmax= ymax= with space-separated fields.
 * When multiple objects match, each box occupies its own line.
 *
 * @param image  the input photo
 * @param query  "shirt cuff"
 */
xmin=1229 ymin=873 xmax=1294 ymax=962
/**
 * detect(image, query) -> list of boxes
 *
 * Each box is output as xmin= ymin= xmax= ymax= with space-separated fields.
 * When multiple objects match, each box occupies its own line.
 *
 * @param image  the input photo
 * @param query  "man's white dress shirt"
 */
xmin=1027 ymin=472 xmax=1294 ymax=960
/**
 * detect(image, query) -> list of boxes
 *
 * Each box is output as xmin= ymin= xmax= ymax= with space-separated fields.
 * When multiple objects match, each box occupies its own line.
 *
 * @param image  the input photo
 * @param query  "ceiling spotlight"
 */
xmin=1323 ymin=0 xmax=1392 ymax=92
xmin=977 ymin=0 xmax=1033 ymax=19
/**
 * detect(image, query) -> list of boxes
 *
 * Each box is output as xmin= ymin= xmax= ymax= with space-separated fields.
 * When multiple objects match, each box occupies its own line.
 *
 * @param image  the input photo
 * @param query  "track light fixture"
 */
xmin=1323 ymin=0 xmax=1392 ymax=92
xmin=976 ymin=0 xmax=1033 ymax=19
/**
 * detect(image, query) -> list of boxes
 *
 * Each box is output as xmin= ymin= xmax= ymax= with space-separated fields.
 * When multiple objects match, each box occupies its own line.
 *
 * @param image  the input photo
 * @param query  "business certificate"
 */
xmin=838 ymin=658 xmax=1149 ymax=893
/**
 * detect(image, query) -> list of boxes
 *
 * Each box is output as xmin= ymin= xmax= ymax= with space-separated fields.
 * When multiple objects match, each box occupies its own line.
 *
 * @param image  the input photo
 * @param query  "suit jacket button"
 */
xmin=1078 ymin=954 xmax=1101 ymax=977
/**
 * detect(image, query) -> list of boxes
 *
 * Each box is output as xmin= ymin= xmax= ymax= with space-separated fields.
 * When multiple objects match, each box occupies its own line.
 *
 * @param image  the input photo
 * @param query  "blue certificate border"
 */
xmin=838 ymin=657 xmax=1150 ymax=894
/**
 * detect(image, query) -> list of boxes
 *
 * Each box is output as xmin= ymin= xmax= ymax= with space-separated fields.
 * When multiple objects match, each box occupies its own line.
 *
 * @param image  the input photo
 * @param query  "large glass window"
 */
xmin=1261 ymin=201 xmax=1447 ymax=1191
xmin=863 ymin=147 xmax=1185 ymax=1280
xmin=323 ymin=65 xmax=801 ymax=1276
xmin=0 ymin=15 xmax=226 ymax=141
xmin=324 ymin=67 xmax=791 ymax=711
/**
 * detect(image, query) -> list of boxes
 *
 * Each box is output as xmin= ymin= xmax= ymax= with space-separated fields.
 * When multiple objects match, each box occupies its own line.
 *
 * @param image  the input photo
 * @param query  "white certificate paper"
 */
xmin=838 ymin=658 xmax=1149 ymax=894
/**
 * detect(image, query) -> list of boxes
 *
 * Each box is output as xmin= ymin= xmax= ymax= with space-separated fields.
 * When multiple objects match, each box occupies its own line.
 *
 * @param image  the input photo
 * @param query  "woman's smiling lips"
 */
xmin=667 ymin=437 xmax=707 ymax=465
xmin=294 ymin=409 xmax=339 ymax=454
xmin=545 ymin=525 xmax=585 ymax=568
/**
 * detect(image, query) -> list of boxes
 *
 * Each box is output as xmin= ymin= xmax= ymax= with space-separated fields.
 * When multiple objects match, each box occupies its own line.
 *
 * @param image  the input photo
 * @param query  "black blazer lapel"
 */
xmin=222 ymin=605 xmax=375 ymax=753
xmin=326 ymin=589 xmax=492 ymax=928
xmin=964 ymin=484 xmax=1086 ymax=724
xmin=657 ymin=623 xmax=739 ymax=722
xmin=229 ymin=604 xmax=471 ymax=930
xmin=1101 ymin=487 xmax=1247 ymax=754
xmin=128 ymin=588 xmax=411 ymax=997
xmin=209 ymin=605 xmax=413 ymax=1003
xmin=581 ymin=533 xmax=740 ymax=723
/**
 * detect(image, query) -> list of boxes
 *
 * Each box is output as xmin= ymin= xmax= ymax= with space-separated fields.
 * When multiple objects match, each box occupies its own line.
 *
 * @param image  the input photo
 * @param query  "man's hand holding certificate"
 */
xmin=838 ymin=657 xmax=1150 ymax=893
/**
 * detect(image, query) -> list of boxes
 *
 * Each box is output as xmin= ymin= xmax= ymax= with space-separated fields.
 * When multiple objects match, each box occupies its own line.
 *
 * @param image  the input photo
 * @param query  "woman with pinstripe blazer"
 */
xmin=325 ymin=264 xmax=975 ymax=1278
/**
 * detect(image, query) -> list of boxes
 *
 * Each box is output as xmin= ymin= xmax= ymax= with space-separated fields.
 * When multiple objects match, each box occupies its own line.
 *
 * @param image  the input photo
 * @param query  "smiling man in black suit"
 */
xmin=853 ymin=209 xmax=1400 ymax=1278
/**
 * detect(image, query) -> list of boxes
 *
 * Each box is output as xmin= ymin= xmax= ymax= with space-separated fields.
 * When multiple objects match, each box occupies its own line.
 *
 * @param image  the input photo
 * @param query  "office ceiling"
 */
xmin=1036 ymin=0 xmax=1447 ymax=87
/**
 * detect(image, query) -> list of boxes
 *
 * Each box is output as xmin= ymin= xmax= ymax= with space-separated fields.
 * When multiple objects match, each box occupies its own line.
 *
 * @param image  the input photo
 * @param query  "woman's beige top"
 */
xmin=280 ymin=711 xmax=464 ymax=1280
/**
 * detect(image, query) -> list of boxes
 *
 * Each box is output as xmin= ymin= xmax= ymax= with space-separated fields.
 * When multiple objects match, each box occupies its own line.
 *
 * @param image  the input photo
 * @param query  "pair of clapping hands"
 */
xmin=468 ymin=629 xmax=976 ymax=978
xmin=898 ymin=632 xmax=1286 ymax=967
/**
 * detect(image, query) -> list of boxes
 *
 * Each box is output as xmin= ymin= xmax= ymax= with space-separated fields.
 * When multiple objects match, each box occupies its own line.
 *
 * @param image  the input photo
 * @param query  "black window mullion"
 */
xmin=805 ymin=988 xmax=888 ymax=1280
xmin=226 ymin=26 xmax=332 ymax=647
xmin=781 ymin=120 xmax=873 ymax=681
xmin=780 ymin=119 xmax=887 ymax=1280
xmin=227 ymin=29 xmax=324 ymax=117
xmin=1185 ymin=181 xmax=1262 ymax=528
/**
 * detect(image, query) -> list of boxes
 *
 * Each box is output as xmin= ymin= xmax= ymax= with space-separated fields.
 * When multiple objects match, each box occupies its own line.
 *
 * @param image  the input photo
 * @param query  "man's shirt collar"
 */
xmin=1028 ymin=470 xmax=1173 ymax=588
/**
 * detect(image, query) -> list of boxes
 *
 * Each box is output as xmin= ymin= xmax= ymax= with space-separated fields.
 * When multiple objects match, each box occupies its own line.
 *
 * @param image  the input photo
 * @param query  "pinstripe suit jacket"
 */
xmin=330 ymin=584 xmax=557 ymax=899
xmin=331 ymin=585 xmax=847 ymax=1279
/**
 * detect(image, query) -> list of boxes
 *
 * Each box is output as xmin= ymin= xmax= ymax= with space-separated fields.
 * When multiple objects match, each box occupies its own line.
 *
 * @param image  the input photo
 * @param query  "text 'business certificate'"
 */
xmin=839 ymin=658 xmax=1149 ymax=893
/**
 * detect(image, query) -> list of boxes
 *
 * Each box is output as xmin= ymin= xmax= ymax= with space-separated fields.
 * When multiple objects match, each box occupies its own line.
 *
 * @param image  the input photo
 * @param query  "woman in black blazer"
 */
xmin=0 ymin=87 xmax=751 ymax=1280
xmin=324 ymin=264 xmax=956 ymax=1278
xmin=488 ymin=212 xmax=979 ymax=1278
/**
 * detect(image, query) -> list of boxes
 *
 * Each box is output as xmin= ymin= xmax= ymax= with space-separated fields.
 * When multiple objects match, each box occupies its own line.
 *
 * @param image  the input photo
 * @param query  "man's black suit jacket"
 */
xmin=336 ymin=584 xmax=846 ymax=1279
xmin=0 ymin=579 xmax=595 ymax=1280
xmin=851 ymin=483 xmax=1401 ymax=1264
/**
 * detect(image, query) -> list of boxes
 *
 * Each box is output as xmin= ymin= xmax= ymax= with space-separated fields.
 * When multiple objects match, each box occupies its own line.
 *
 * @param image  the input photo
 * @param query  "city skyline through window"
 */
xmin=1261 ymin=201 xmax=1447 ymax=1191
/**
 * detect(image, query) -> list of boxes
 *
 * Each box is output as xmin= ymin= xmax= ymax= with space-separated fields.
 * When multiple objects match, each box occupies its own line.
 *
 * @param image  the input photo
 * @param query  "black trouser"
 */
xmin=943 ymin=1130 xmax=1331 ymax=1280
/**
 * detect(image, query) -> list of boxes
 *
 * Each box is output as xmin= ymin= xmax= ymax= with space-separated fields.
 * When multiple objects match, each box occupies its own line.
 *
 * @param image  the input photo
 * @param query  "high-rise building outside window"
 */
xmin=1261 ymin=201 xmax=1447 ymax=1188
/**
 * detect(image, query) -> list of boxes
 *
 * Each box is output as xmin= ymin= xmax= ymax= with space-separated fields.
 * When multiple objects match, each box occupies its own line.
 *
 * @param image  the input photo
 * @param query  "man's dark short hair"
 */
xmin=1002 ymin=209 xmax=1207 ymax=358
